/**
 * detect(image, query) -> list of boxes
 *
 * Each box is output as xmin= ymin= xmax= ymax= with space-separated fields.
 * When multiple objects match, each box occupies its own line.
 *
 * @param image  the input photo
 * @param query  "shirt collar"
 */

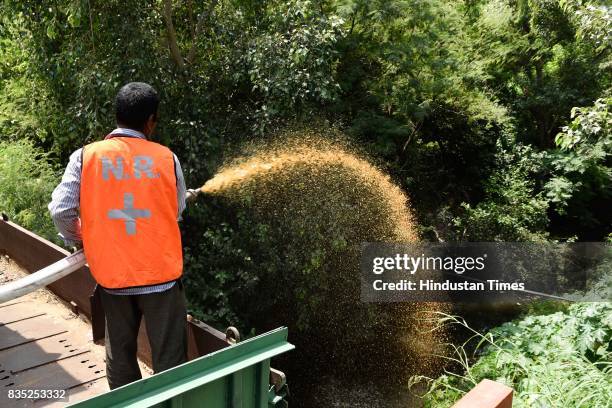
xmin=108 ymin=128 xmax=146 ymax=139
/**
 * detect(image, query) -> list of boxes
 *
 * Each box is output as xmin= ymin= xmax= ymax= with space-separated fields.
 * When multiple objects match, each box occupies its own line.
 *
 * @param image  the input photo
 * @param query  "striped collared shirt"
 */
xmin=48 ymin=128 xmax=186 ymax=295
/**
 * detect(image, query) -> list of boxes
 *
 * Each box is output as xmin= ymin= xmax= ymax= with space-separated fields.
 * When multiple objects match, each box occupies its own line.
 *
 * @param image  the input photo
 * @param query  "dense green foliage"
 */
xmin=546 ymin=97 xmax=611 ymax=235
xmin=415 ymin=303 xmax=612 ymax=407
xmin=0 ymin=140 xmax=59 ymax=242
xmin=0 ymin=0 xmax=609 ymax=245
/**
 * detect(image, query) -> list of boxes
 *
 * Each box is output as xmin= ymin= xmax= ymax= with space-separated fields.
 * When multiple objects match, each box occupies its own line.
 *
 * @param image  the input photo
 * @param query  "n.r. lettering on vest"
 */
xmin=101 ymin=155 xmax=158 ymax=235
xmin=101 ymin=155 xmax=160 ymax=180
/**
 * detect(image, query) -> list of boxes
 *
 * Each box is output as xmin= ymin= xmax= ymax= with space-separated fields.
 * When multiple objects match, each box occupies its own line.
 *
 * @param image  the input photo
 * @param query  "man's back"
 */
xmin=80 ymin=136 xmax=182 ymax=289
xmin=48 ymin=82 xmax=189 ymax=389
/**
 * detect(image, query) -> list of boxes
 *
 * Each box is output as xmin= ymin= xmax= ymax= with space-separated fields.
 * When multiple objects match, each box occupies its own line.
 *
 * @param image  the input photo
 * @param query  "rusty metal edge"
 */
xmin=0 ymin=219 xmax=230 ymax=367
xmin=452 ymin=379 xmax=513 ymax=408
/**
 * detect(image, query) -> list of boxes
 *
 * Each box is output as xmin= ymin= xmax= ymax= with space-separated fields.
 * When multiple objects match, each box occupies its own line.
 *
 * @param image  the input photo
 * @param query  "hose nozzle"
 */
xmin=186 ymin=188 xmax=202 ymax=202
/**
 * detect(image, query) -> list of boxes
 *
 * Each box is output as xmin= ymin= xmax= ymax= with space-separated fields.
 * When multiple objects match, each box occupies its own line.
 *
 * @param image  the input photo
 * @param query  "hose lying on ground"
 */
xmin=0 ymin=249 xmax=87 ymax=304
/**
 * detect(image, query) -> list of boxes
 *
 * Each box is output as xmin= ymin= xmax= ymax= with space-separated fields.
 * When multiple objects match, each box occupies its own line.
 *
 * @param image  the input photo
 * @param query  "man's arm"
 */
xmin=48 ymin=149 xmax=83 ymax=246
xmin=173 ymin=154 xmax=187 ymax=220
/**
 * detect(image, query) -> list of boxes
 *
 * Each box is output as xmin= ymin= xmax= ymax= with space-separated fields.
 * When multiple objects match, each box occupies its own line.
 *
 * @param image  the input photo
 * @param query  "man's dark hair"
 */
xmin=115 ymin=82 xmax=159 ymax=131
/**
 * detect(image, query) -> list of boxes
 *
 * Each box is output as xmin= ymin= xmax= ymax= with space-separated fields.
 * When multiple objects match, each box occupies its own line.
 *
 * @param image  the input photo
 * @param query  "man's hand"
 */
xmin=186 ymin=188 xmax=201 ymax=202
xmin=70 ymin=242 xmax=83 ymax=253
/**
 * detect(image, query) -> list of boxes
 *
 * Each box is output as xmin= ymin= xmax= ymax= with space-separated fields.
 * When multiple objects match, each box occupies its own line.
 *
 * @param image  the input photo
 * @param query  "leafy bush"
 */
xmin=452 ymin=143 xmax=550 ymax=242
xmin=0 ymin=139 xmax=59 ymax=243
xmin=545 ymin=97 xmax=611 ymax=236
xmin=243 ymin=1 xmax=344 ymax=132
xmin=413 ymin=303 xmax=612 ymax=407
xmin=0 ymin=15 xmax=50 ymax=143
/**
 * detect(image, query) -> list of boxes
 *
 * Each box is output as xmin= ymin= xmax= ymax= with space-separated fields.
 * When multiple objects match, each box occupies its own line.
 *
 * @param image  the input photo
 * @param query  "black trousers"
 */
xmin=99 ymin=281 xmax=188 ymax=389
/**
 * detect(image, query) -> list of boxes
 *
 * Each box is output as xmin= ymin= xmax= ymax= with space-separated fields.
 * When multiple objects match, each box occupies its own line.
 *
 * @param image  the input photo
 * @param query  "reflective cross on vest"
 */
xmin=102 ymin=155 xmax=159 ymax=235
xmin=108 ymin=193 xmax=151 ymax=235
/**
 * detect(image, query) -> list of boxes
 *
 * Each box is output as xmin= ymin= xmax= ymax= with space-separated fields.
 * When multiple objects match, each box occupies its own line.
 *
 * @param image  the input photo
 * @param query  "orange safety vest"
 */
xmin=80 ymin=136 xmax=182 ymax=289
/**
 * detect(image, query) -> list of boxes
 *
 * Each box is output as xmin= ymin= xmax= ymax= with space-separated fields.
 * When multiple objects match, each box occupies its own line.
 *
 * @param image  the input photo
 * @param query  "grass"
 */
xmin=410 ymin=302 xmax=612 ymax=407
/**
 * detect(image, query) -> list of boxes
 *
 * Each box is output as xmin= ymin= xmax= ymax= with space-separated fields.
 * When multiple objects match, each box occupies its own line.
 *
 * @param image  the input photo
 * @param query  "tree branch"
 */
xmin=186 ymin=0 xmax=218 ymax=64
xmin=162 ymin=0 xmax=185 ymax=69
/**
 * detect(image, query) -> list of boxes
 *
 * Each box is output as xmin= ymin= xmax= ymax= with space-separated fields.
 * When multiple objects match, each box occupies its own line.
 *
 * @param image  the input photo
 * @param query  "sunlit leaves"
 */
xmin=546 ymin=98 xmax=611 ymax=216
xmin=244 ymin=1 xmax=344 ymax=132
xmin=0 ymin=140 xmax=59 ymax=243
xmin=418 ymin=303 xmax=612 ymax=407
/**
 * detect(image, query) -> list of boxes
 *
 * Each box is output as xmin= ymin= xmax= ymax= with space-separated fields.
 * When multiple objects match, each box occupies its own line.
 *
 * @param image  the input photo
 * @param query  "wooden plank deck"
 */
xmin=0 ymin=314 xmax=68 ymax=351
xmin=0 ymin=259 xmax=111 ymax=407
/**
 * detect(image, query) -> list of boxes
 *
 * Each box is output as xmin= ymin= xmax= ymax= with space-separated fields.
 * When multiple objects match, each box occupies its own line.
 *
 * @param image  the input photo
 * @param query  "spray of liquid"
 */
xmin=198 ymin=129 xmax=446 ymax=387
xmin=202 ymin=141 xmax=415 ymax=241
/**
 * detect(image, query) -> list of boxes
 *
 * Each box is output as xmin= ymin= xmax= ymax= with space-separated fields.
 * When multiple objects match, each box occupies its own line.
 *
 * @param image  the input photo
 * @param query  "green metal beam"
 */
xmin=69 ymin=327 xmax=294 ymax=408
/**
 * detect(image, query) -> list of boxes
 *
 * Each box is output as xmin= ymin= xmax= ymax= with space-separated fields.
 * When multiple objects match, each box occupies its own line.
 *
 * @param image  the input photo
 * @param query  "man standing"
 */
xmin=48 ymin=82 xmax=188 ymax=389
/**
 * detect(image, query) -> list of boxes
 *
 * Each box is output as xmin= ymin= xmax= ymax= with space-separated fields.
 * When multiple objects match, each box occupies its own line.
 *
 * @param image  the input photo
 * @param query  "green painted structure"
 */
xmin=68 ymin=327 xmax=294 ymax=408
